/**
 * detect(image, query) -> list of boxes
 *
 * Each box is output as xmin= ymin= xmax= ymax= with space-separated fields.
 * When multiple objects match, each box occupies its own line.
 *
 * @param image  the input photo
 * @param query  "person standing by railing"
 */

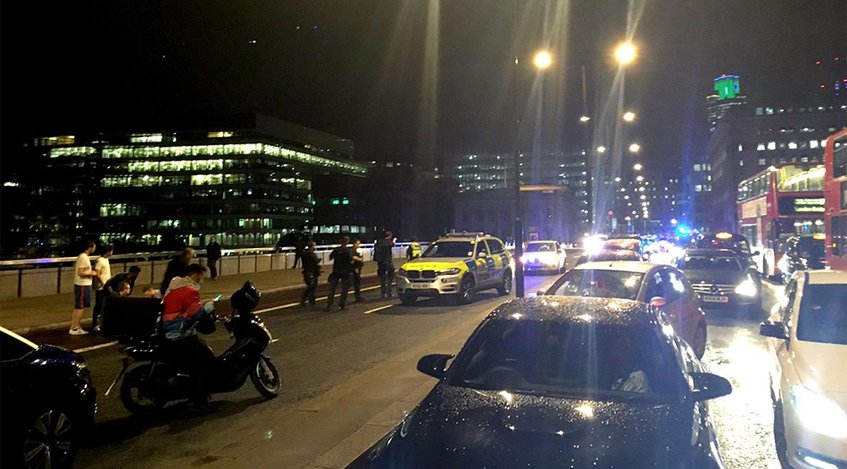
xmin=91 ymin=244 xmax=113 ymax=332
xmin=206 ymin=236 xmax=222 ymax=280
xmin=300 ymin=241 xmax=321 ymax=307
xmin=69 ymin=241 xmax=98 ymax=336
xmin=374 ymin=231 xmax=396 ymax=298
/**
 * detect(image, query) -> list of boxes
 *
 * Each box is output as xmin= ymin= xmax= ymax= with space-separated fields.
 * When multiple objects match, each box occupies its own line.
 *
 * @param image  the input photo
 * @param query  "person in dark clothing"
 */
xmin=374 ymin=231 xmax=396 ymax=298
xmin=325 ymin=236 xmax=353 ymax=311
xmin=206 ymin=236 xmax=222 ymax=279
xmin=161 ymin=248 xmax=195 ymax=292
xmin=103 ymin=266 xmax=142 ymax=296
xmin=294 ymin=237 xmax=307 ymax=269
xmin=300 ymin=241 xmax=321 ymax=307
xmin=351 ymin=239 xmax=365 ymax=303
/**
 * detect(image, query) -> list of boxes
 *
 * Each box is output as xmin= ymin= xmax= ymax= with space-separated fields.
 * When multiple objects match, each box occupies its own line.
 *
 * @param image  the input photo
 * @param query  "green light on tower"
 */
xmin=714 ymin=74 xmax=741 ymax=100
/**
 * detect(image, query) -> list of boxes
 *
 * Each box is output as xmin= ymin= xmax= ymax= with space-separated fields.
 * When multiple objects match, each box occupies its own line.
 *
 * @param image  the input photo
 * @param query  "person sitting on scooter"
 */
xmin=162 ymin=263 xmax=217 ymax=409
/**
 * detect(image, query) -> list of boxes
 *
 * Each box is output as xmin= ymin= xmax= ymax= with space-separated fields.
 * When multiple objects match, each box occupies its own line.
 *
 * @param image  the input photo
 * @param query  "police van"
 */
xmin=396 ymin=232 xmax=513 ymax=305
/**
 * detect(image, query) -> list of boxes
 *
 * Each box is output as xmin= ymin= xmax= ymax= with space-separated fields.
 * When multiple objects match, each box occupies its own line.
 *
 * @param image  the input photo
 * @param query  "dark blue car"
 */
xmin=348 ymin=297 xmax=731 ymax=469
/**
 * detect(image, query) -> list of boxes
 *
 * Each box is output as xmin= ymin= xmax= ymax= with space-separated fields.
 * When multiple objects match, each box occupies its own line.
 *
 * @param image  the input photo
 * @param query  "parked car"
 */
xmin=576 ymin=248 xmax=642 ymax=265
xmin=348 ymin=297 xmax=732 ymax=468
xmin=760 ymin=270 xmax=847 ymax=469
xmin=520 ymin=240 xmax=566 ymax=274
xmin=0 ymin=326 xmax=97 ymax=469
xmin=678 ymin=249 xmax=762 ymax=316
xmin=777 ymin=234 xmax=826 ymax=284
xmin=543 ymin=261 xmax=708 ymax=358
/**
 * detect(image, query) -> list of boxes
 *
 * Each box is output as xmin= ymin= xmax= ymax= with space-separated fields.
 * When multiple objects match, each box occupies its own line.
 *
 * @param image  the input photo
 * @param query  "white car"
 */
xmin=521 ymin=240 xmax=566 ymax=274
xmin=760 ymin=270 xmax=847 ymax=469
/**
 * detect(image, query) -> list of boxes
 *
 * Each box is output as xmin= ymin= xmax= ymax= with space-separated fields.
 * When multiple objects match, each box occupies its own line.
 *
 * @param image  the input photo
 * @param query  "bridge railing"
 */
xmin=0 ymin=242 xmax=427 ymax=300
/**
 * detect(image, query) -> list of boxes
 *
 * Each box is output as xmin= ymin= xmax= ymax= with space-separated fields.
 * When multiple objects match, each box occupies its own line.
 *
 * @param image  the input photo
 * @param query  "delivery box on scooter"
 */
xmin=101 ymin=297 xmax=162 ymax=342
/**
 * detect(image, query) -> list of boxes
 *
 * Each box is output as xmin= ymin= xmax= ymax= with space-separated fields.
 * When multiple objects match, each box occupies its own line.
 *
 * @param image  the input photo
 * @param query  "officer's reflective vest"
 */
xmin=408 ymin=242 xmax=422 ymax=259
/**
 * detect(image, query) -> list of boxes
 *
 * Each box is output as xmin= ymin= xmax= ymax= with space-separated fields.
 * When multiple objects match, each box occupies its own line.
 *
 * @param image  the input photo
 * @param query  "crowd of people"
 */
xmin=67 ymin=232 xmax=408 ymax=335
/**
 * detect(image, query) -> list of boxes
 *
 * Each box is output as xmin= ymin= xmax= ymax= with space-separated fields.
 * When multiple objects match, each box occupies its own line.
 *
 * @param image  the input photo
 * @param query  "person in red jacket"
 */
xmin=162 ymin=263 xmax=217 ymax=409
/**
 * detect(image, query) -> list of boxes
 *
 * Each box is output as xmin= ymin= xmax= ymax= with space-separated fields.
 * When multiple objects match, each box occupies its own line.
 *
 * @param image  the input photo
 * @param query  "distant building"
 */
xmin=19 ymin=115 xmax=368 ymax=254
xmin=453 ymin=186 xmax=578 ymax=243
xmin=447 ymin=149 xmax=591 ymax=235
xmin=706 ymin=74 xmax=748 ymax=132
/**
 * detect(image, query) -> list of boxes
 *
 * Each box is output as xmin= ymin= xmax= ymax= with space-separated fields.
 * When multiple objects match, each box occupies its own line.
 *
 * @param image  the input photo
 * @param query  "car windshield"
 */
xmin=796 ymin=284 xmax=847 ymax=345
xmin=422 ymin=241 xmax=473 ymax=258
xmin=695 ymin=236 xmax=751 ymax=255
xmin=547 ymin=270 xmax=644 ymax=300
xmin=526 ymin=243 xmax=556 ymax=253
xmin=678 ymin=255 xmax=741 ymax=271
xmin=449 ymin=319 xmax=678 ymax=400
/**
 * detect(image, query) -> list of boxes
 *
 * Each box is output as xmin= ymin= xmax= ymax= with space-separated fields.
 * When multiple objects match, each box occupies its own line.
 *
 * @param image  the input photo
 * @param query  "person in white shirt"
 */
xmin=70 ymin=241 xmax=98 ymax=335
xmin=92 ymin=245 xmax=113 ymax=332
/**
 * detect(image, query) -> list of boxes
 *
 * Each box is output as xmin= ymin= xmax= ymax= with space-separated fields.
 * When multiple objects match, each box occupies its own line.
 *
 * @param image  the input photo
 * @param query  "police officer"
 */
xmin=325 ymin=235 xmax=354 ymax=311
xmin=374 ymin=230 xmax=396 ymax=298
xmin=351 ymin=239 xmax=365 ymax=303
xmin=300 ymin=241 xmax=321 ymax=307
xmin=406 ymin=237 xmax=422 ymax=261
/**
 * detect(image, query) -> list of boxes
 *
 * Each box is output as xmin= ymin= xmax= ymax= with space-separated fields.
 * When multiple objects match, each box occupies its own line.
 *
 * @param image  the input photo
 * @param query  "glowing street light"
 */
xmin=629 ymin=143 xmax=641 ymax=153
xmin=614 ymin=42 xmax=637 ymax=66
xmin=623 ymin=111 xmax=636 ymax=122
xmin=533 ymin=50 xmax=553 ymax=70
xmin=597 ymin=145 xmax=607 ymax=154
xmin=579 ymin=115 xmax=591 ymax=123
xmin=636 ymin=175 xmax=644 ymax=182
xmin=633 ymin=163 xmax=643 ymax=171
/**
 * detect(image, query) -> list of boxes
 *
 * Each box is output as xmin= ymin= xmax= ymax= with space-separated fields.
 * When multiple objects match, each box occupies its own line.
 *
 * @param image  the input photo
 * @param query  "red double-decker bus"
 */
xmin=823 ymin=128 xmax=847 ymax=270
xmin=737 ymin=163 xmax=825 ymax=279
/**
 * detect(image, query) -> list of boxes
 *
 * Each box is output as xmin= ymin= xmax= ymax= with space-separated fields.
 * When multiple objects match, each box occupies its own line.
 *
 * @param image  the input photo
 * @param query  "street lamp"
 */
xmin=628 ymin=143 xmax=641 ymax=153
xmin=596 ymin=145 xmax=607 ymax=154
xmin=579 ymin=115 xmax=591 ymax=123
xmin=633 ymin=163 xmax=643 ymax=171
xmin=513 ymin=49 xmax=554 ymax=299
xmin=614 ymin=42 xmax=637 ymax=66
xmin=623 ymin=111 xmax=636 ymax=122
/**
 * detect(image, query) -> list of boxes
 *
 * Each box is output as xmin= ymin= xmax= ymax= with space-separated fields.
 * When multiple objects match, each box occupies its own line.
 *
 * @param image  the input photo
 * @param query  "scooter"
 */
xmin=105 ymin=281 xmax=281 ymax=415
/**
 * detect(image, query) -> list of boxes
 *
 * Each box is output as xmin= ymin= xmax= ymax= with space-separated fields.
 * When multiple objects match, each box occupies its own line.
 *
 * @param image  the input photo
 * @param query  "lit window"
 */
xmin=757 ymin=143 xmax=766 ymax=151
xmin=207 ymin=131 xmax=234 ymax=138
xmin=739 ymin=160 xmax=744 ymax=166
xmin=130 ymin=133 xmax=164 ymax=143
xmin=810 ymin=140 xmax=819 ymax=149
xmin=737 ymin=144 xmax=743 ymax=152
xmin=758 ymin=158 xmax=767 ymax=166
xmin=767 ymin=141 xmax=776 ymax=150
xmin=788 ymin=142 xmax=797 ymax=150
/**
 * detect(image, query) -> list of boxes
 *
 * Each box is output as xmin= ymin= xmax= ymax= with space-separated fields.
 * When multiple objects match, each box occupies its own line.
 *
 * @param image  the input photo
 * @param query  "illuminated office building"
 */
xmin=28 ymin=115 xmax=367 ymax=252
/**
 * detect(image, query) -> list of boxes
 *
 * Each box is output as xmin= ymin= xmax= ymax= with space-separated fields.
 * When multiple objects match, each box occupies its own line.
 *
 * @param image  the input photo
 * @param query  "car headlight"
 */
xmin=397 ymin=268 xmax=407 ymax=277
xmin=734 ymin=279 xmax=758 ymax=297
xmin=437 ymin=267 xmax=462 ymax=276
xmin=791 ymin=385 xmax=847 ymax=439
xmin=519 ymin=255 xmax=527 ymax=264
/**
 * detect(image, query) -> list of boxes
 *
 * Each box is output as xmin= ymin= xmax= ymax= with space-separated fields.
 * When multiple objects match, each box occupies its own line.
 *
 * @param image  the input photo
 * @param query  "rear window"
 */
xmin=796 ymin=284 xmax=847 ymax=345
xmin=525 ymin=243 xmax=556 ymax=253
xmin=547 ymin=269 xmax=644 ymax=300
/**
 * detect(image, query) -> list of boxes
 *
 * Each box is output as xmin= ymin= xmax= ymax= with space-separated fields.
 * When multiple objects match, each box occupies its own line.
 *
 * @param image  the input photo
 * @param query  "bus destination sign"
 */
xmin=778 ymin=196 xmax=825 ymax=215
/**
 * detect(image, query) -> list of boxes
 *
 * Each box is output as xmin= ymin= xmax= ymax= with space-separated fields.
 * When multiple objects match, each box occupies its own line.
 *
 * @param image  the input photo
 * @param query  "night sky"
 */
xmin=1 ymin=1 xmax=845 ymax=176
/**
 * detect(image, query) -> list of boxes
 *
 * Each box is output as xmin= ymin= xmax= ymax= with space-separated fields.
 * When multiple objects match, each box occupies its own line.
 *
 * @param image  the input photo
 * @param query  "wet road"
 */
xmin=53 ymin=266 xmax=786 ymax=468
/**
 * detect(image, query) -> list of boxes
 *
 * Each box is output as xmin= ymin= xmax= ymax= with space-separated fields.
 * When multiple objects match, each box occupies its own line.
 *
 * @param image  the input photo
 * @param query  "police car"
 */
xmin=396 ymin=232 xmax=513 ymax=305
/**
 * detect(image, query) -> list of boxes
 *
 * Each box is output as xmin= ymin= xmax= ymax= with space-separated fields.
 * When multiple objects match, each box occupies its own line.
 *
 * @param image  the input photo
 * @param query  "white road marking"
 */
xmin=253 ymin=285 xmax=383 ymax=315
xmin=73 ymin=341 xmax=118 ymax=354
xmin=363 ymin=304 xmax=394 ymax=315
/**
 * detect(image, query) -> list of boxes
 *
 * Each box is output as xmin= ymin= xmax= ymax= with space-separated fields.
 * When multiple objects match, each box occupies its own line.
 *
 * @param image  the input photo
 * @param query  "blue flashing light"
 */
xmin=676 ymin=225 xmax=691 ymax=236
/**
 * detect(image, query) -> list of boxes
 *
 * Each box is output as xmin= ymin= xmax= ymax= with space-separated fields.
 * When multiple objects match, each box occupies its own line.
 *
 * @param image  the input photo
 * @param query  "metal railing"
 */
xmin=0 ymin=242 xmax=428 ymax=300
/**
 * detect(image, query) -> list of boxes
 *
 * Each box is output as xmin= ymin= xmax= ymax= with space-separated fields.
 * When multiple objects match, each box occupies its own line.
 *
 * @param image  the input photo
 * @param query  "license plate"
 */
xmin=411 ymin=283 xmax=432 ymax=289
xmin=702 ymin=295 xmax=729 ymax=303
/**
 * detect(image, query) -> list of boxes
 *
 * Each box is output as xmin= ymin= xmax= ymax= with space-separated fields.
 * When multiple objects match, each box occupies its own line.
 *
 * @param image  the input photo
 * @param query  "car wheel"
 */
xmin=22 ymin=408 xmax=78 ymax=469
xmin=692 ymin=324 xmax=707 ymax=359
xmin=773 ymin=400 xmax=791 ymax=469
xmin=496 ymin=270 xmax=512 ymax=296
xmin=400 ymin=293 xmax=417 ymax=306
xmin=455 ymin=276 xmax=475 ymax=305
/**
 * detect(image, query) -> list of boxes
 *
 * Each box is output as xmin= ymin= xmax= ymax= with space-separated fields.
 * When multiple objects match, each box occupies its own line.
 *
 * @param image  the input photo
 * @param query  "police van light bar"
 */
xmin=444 ymin=231 xmax=485 ymax=238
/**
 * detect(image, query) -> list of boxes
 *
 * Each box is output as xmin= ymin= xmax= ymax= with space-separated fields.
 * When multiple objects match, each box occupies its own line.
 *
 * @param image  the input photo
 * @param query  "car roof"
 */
xmin=527 ymin=240 xmax=557 ymax=244
xmin=684 ymin=248 xmax=738 ymax=257
xmin=573 ymin=260 xmax=657 ymax=274
xmin=489 ymin=296 xmax=656 ymax=327
xmin=803 ymin=270 xmax=847 ymax=285
xmin=437 ymin=233 xmax=499 ymax=242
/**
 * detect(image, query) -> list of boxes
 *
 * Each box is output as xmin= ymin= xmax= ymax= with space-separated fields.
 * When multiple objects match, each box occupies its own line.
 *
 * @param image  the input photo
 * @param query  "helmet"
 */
xmin=230 ymin=281 xmax=262 ymax=313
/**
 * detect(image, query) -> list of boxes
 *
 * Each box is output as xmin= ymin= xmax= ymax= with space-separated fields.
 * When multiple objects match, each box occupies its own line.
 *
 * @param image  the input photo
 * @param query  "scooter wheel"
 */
xmin=120 ymin=365 xmax=167 ymax=416
xmin=251 ymin=356 xmax=281 ymax=399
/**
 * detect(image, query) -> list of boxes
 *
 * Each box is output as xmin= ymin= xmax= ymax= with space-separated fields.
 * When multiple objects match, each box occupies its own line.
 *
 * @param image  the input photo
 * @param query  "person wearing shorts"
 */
xmin=70 ymin=241 xmax=97 ymax=335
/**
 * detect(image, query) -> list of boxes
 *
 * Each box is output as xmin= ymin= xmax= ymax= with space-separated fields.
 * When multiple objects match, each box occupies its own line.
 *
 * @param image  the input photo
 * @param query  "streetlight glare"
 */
xmin=628 ymin=143 xmax=641 ymax=153
xmin=579 ymin=115 xmax=591 ymax=123
xmin=623 ymin=111 xmax=636 ymax=122
xmin=597 ymin=145 xmax=607 ymax=154
xmin=533 ymin=50 xmax=553 ymax=70
xmin=614 ymin=42 xmax=637 ymax=65
xmin=633 ymin=163 xmax=643 ymax=171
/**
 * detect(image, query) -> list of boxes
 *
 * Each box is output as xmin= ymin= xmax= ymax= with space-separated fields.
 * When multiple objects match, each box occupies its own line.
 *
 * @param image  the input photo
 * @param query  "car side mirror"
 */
xmin=417 ymin=354 xmax=453 ymax=380
xmin=477 ymin=252 xmax=488 ymax=259
xmin=690 ymin=372 xmax=732 ymax=401
xmin=759 ymin=321 xmax=789 ymax=340
xmin=649 ymin=296 xmax=667 ymax=308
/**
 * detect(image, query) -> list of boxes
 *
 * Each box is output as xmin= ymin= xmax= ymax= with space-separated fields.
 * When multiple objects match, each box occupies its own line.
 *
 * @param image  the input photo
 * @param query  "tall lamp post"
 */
xmin=513 ymin=49 xmax=553 ymax=298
